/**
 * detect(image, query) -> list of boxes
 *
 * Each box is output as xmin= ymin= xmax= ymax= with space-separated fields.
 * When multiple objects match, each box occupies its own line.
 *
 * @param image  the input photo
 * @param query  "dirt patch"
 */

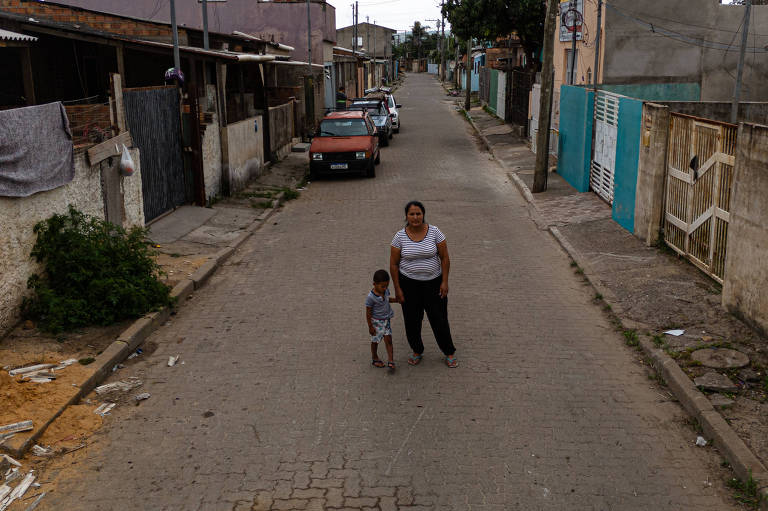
xmin=38 ymin=404 xmax=102 ymax=448
xmin=154 ymin=253 xmax=209 ymax=287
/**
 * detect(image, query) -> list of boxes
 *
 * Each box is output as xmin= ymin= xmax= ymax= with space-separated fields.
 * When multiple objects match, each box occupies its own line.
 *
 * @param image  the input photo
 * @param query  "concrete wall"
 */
xmin=202 ymin=109 xmax=223 ymax=202
xmin=604 ymin=0 xmax=768 ymax=102
xmin=633 ymin=103 xmax=670 ymax=246
xmin=269 ymin=102 xmax=295 ymax=157
xmin=657 ymin=101 xmax=768 ymax=126
xmin=611 ymin=96 xmax=643 ymax=232
xmin=223 ymin=116 xmax=264 ymax=193
xmin=496 ymin=72 xmax=506 ymax=120
xmin=722 ymin=122 xmax=768 ymax=336
xmin=601 ymin=83 xmax=700 ymax=102
xmin=57 ymin=0 xmax=336 ymax=65
xmin=557 ymin=85 xmax=593 ymax=192
xmin=0 ymin=149 xmax=144 ymax=336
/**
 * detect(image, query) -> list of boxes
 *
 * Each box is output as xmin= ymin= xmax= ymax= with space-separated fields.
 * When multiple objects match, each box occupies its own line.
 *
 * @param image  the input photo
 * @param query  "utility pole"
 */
xmin=354 ymin=2 xmax=359 ymax=95
xmin=374 ymin=19 xmax=377 ymax=87
xmin=465 ymin=39 xmax=471 ymax=111
xmin=533 ymin=0 xmax=558 ymax=193
xmin=305 ymin=0 xmax=315 ymax=136
xmin=731 ymin=0 xmax=751 ymax=124
xmin=592 ymin=0 xmax=602 ymax=88
xmin=440 ymin=4 xmax=446 ymax=82
xmin=202 ymin=0 xmax=210 ymax=50
xmin=570 ymin=0 xmax=577 ymax=85
xmin=169 ymin=0 xmax=181 ymax=72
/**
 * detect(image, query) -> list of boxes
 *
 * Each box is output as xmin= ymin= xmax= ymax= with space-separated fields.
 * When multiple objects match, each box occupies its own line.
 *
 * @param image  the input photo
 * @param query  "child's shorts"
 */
xmin=370 ymin=318 xmax=392 ymax=343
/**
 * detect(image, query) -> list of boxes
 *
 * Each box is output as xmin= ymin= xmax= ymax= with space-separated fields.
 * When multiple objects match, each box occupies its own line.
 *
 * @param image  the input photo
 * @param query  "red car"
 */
xmin=309 ymin=110 xmax=381 ymax=179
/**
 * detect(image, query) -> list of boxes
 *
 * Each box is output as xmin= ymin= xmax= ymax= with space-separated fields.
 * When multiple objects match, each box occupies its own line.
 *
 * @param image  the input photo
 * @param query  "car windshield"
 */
xmin=388 ymin=96 xmax=395 ymax=108
xmin=318 ymin=119 xmax=368 ymax=136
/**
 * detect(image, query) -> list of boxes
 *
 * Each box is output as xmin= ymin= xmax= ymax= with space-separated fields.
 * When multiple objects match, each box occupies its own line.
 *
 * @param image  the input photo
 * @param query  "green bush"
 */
xmin=23 ymin=206 xmax=173 ymax=333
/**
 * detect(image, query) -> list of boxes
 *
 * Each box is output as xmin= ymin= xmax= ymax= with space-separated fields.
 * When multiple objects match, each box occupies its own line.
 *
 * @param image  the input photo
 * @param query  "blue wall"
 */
xmin=557 ymin=85 xmax=594 ymax=193
xmin=611 ymin=97 xmax=643 ymax=232
xmin=600 ymin=83 xmax=700 ymax=102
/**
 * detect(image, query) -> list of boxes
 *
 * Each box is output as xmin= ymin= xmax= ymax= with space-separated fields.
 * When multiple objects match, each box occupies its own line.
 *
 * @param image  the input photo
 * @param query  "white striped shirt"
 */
xmin=391 ymin=225 xmax=446 ymax=281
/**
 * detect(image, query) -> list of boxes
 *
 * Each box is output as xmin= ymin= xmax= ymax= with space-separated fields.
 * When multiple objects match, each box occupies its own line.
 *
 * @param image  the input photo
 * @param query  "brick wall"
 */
xmin=0 ymin=0 xmax=186 ymax=41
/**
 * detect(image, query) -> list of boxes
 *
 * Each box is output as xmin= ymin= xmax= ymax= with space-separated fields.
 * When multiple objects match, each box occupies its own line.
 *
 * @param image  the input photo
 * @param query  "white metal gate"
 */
xmin=591 ymin=91 xmax=620 ymax=204
xmin=664 ymin=114 xmax=737 ymax=282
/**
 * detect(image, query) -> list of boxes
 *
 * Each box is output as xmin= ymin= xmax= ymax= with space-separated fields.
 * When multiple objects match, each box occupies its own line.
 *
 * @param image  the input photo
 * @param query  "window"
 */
xmin=319 ymin=119 xmax=368 ymax=136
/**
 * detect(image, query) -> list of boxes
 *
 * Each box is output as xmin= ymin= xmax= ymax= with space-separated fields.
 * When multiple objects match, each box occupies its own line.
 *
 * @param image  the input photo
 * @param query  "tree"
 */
xmin=442 ymin=0 xmax=494 ymax=109
xmin=487 ymin=0 xmax=546 ymax=69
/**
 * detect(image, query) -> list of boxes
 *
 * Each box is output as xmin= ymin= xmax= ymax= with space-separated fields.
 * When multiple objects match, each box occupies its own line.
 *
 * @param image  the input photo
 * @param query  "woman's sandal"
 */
xmin=445 ymin=356 xmax=458 ymax=368
xmin=371 ymin=359 xmax=385 ymax=368
xmin=407 ymin=354 xmax=422 ymax=366
xmin=387 ymin=361 xmax=396 ymax=370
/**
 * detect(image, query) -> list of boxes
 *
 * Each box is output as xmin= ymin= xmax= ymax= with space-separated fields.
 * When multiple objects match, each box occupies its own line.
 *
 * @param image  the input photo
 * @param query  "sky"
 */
xmin=330 ymin=0 xmax=449 ymax=34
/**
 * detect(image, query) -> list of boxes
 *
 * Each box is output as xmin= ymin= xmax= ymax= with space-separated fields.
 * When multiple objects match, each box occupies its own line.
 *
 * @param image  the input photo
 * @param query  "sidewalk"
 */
xmin=464 ymin=104 xmax=768 ymax=506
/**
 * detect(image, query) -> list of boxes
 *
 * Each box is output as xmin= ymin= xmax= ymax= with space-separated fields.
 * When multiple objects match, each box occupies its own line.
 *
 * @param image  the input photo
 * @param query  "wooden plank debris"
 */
xmin=30 ymin=446 xmax=52 ymax=457
xmin=23 ymin=492 xmax=46 ymax=511
xmin=0 ymin=485 xmax=10 ymax=502
xmin=94 ymin=378 xmax=142 ymax=395
xmin=8 ymin=365 xmax=54 ymax=377
xmin=0 ymin=421 xmax=32 ymax=435
xmin=1 ymin=471 xmax=36 ymax=510
xmin=86 ymin=131 xmax=133 ymax=166
xmin=1 ymin=455 xmax=21 ymax=468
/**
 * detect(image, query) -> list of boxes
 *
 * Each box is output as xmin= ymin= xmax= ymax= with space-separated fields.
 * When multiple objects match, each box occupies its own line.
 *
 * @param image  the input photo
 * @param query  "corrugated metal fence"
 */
xmin=123 ymin=86 xmax=188 ymax=222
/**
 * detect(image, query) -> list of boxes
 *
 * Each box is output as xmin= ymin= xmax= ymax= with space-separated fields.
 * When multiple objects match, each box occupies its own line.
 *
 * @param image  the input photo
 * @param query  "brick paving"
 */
xmin=40 ymin=74 xmax=736 ymax=510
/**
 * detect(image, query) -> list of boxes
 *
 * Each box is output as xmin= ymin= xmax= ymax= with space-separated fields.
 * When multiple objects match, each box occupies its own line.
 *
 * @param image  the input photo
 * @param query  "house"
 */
xmin=337 ymin=22 xmax=396 ymax=89
xmin=553 ymin=0 xmax=768 ymax=101
xmin=50 ymin=0 xmax=337 ymax=67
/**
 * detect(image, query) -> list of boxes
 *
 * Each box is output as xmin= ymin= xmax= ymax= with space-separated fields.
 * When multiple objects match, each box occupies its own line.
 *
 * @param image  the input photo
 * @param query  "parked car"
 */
xmin=365 ymin=88 xmax=402 ymax=133
xmin=349 ymin=98 xmax=393 ymax=146
xmin=308 ymin=110 xmax=380 ymax=179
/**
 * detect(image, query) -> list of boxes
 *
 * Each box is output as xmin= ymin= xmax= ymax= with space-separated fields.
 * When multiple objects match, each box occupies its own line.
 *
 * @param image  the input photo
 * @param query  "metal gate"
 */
xmin=664 ymin=113 xmax=737 ymax=282
xmin=123 ymin=86 xmax=189 ymax=222
xmin=590 ymin=91 xmax=620 ymax=204
xmin=508 ymin=70 xmax=534 ymax=128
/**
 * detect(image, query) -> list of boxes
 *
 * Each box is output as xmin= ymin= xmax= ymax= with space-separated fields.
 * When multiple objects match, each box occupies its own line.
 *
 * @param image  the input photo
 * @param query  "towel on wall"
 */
xmin=0 ymin=102 xmax=75 ymax=197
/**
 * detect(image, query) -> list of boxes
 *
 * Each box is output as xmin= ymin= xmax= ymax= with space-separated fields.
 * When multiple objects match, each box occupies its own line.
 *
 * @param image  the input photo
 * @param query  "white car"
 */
xmin=386 ymin=93 xmax=402 ymax=133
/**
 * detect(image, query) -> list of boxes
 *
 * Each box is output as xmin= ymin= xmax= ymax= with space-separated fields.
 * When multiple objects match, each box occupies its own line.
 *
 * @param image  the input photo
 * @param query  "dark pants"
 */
xmin=399 ymin=273 xmax=456 ymax=357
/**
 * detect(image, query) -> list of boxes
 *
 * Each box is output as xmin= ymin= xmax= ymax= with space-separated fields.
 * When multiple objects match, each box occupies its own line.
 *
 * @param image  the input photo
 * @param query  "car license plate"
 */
xmin=330 ymin=163 xmax=348 ymax=170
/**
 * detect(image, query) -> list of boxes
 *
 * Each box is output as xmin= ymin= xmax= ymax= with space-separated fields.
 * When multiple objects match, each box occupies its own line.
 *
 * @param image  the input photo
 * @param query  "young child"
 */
xmin=365 ymin=269 xmax=397 ymax=369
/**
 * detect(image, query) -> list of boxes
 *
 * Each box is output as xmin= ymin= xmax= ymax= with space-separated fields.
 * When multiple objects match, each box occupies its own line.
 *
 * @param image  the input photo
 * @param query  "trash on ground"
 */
xmin=695 ymin=436 xmax=708 ymax=447
xmin=167 ymin=355 xmax=180 ymax=367
xmin=664 ymin=329 xmax=685 ymax=336
xmin=30 ymin=445 xmax=52 ymax=457
xmin=134 ymin=392 xmax=151 ymax=402
xmin=0 ymin=421 xmax=33 ymax=435
xmin=21 ymin=371 xmax=55 ymax=380
xmin=127 ymin=348 xmax=143 ymax=360
xmin=94 ymin=403 xmax=116 ymax=416
xmin=23 ymin=491 xmax=46 ymax=511
xmin=1 ymin=455 xmax=21 ymax=468
xmin=52 ymin=359 xmax=78 ymax=371
xmin=4 ymin=469 xmax=20 ymax=484
xmin=7 ymin=364 xmax=55 ymax=377
xmin=0 ymin=486 xmax=10 ymax=503
xmin=1 ymin=471 xmax=35 ymax=510
xmin=94 ymin=377 xmax=142 ymax=395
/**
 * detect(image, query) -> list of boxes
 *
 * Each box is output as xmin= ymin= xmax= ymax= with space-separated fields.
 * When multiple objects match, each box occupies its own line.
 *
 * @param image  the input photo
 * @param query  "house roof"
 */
xmin=0 ymin=28 xmax=37 ymax=41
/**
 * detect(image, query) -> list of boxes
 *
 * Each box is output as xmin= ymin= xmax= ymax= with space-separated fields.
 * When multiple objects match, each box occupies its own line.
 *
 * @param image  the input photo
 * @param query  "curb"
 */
xmin=463 ymin=107 xmax=768 ymax=508
xmin=550 ymin=225 xmax=768 ymax=508
xmin=2 ymin=204 xmax=283 ymax=458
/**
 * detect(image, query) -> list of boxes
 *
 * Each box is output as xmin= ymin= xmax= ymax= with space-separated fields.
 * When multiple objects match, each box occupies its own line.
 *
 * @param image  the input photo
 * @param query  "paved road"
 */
xmin=44 ymin=74 xmax=735 ymax=510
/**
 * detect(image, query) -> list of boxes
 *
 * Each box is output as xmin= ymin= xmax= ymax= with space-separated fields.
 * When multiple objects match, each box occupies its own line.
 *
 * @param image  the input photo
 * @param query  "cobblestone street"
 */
xmin=41 ymin=74 xmax=737 ymax=510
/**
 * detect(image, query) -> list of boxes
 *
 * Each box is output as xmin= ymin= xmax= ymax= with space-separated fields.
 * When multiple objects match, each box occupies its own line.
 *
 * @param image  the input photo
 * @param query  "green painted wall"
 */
xmin=600 ymin=83 xmax=700 ymax=102
xmin=489 ymin=70 xmax=499 ymax=113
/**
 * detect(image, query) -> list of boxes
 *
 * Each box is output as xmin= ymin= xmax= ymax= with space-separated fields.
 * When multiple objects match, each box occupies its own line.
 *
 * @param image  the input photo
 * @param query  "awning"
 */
xmin=0 ymin=28 xmax=38 ymax=42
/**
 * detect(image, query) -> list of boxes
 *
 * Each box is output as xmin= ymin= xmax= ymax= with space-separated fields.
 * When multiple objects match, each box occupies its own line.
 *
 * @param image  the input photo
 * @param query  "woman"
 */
xmin=390 ymin=201 xmax=458 ymax=368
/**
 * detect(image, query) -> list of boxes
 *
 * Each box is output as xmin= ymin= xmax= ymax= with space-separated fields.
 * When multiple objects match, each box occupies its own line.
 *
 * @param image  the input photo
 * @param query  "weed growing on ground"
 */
xmin=763 ymin=373 xmax=768 ymax=393
xmin=22 ymin=206 xmax=173 ymax=333
xmin=78 ymin=357 xmax=95 ymax=365
xmin=623 ymin=329 xmax=639 ymax=347
xmin=570 ymin=261 xmax=578 ymax=267
xmin=652 ymin=334 xmax=665 ymax=348
xmin=594 ymin=292 xmax=603 ymax=301
xmin=726 ymin=471 xmax=759 ymax=507
xmin=574 ymin=267 xmax=584 ymax=275
xmin=603 ymin=304 xmax=612 ymax=312
xmin=281 ymin=187 xmax=300 ymax=201
xmin=683 ymin=416 xmax=703 ymax=434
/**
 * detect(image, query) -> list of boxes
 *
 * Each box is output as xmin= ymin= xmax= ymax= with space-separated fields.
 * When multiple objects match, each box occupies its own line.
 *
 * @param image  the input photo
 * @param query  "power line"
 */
xmin=605 ymin=2 xmax=768 ymax=53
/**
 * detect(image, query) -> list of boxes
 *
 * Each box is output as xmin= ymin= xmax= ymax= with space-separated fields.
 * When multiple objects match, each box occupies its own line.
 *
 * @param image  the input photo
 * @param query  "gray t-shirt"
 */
xmin=365 ymin=289 xmax=394 ymax=319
